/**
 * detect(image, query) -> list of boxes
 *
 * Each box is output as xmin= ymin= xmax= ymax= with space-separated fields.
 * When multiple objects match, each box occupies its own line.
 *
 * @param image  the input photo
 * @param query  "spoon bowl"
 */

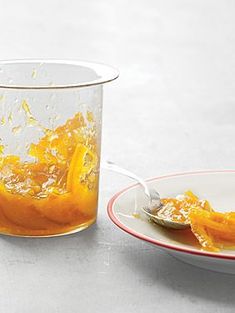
xmin=141 ymin=207 xmax=189 ymax=230
xmin=102 ymin=161 xmax=190 ymax=230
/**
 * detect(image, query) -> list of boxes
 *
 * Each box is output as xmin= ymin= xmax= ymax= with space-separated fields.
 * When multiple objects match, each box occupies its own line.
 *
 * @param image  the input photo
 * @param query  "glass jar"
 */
xmin=0 ymin=59 xmax=118 ymax=237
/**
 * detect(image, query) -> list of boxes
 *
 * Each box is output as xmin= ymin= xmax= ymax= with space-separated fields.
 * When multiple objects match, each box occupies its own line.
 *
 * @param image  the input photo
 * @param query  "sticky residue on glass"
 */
xmin=31 ymin=69 xmax=37 ymax=79
xmin=22 ymin=100 xmax=37 ymax=126
xmin=8 ymin=112 xmax=13 ymax=124
xmin=1 ymin=117 xmax=5 ymax=125
xmin=86 ymin=111 xmax=94 ymax=123
xmin=12 ymin=126 xmax=22 ymax=134
xmin=0 ymin=144 xmax=4 ymax=155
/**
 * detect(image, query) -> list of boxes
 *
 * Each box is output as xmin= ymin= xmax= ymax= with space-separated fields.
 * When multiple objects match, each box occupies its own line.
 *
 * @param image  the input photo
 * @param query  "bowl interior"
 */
xmin=109 ymin=171 xmax=235 ymax=258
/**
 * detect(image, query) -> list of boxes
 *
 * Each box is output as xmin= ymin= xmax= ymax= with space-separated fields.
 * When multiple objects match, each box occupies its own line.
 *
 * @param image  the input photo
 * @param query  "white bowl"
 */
xmin=107 ymin=170 xmax=235 ymax=274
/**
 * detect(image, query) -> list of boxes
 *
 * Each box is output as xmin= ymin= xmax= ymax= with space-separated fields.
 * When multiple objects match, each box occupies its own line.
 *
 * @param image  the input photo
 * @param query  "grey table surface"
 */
xmin=0 ymin=0 xmax=235 ymax=312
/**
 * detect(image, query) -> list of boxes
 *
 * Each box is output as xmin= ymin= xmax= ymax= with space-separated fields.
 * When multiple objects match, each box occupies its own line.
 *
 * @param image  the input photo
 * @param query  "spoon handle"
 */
xmin=101 ymin=160 xmax=163 ymax=203
xmin=101 ymin=160 xmax=151 ymax=197
xmin=102 ymin=161 xmax=189 ymax=229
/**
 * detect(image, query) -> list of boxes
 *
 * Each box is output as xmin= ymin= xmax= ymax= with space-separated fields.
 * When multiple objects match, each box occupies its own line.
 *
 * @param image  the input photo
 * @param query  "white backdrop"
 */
xmin=0 ymin=0 xmax=234 ymax=312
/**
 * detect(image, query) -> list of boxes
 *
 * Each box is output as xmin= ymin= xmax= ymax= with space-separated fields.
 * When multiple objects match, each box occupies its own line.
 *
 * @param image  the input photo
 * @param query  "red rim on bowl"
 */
xmin=107 ymin=170 xmax=235 ymax=261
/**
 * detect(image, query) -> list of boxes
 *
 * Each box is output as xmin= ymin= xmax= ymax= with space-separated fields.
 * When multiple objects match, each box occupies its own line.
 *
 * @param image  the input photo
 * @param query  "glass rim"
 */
xmin=0 ymin=59 xmax=119 ymax=90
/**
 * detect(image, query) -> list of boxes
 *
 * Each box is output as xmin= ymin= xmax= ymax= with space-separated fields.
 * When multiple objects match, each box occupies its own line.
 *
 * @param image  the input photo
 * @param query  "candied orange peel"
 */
xmin=189 ymin=208 xmax=235 ymax=252
xmin=160 ymin=191 xmax=235 ymax=252
xmin=160 ymin=190 xmax=213 ymax=224
xmin=0 ymin=105 xmax=99 ymax=236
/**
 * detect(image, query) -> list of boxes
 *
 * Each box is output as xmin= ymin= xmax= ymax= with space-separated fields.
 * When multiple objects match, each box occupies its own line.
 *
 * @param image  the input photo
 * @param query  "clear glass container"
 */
xmin=0 ymin=59 xmax=118 ymax=237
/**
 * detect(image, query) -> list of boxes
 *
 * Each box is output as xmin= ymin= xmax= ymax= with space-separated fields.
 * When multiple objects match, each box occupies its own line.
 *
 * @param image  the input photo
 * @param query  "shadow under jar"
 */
xmin=0 ymin=59 xmax=118 ymax=237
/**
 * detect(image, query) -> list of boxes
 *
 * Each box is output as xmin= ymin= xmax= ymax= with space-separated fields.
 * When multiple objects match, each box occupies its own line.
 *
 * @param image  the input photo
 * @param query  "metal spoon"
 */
xmin=102 ymin=160 xmax=189 ymax=230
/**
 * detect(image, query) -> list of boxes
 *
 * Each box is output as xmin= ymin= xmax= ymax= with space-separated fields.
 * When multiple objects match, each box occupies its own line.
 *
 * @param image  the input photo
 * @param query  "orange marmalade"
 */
xmin=158 ymin=190 xmax=213 ymax=224
xmin=189 ymin=209 xmax=235 ymax=252
xmin=159 ymin=191 xmax=235 ymax=252
xmin=0 ymin=104 xmax=99 ymax=236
